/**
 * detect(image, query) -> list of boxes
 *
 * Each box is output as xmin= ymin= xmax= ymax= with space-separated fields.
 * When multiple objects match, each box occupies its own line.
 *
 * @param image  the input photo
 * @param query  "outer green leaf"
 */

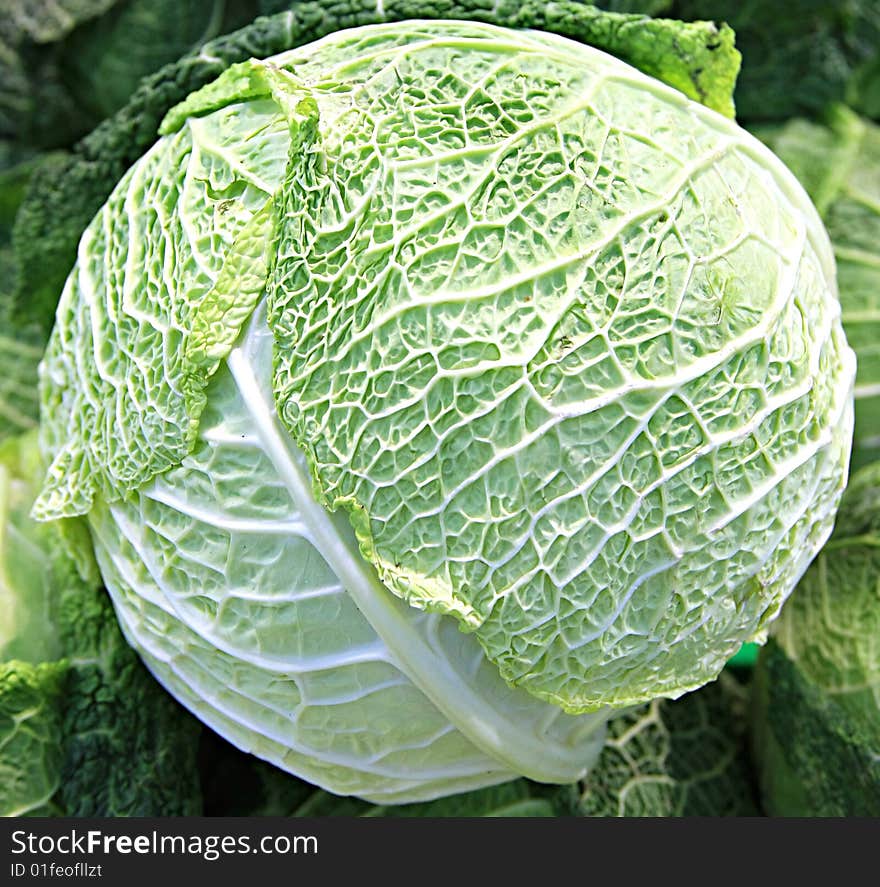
xmin=0 ymin=434 xmax=61 ymax=662
xmin=0 ymin=332 xmax=44 ymax=445
xmin=0 ymin=149 xmax=41 ymax=234
xmin=752 ymin=641 xmax=879 ymax=816
xmin=774 ymin=464 xmax=880 ymax=718
xmin=848 ymin=53 xmax=880 ymax=119
xmin=0 ymin=433 xmax=203 ymax=816
xmin=0 ymin=152 xmax=50 ymax=442
xmin=53 ymin=555 xmax=203 ymax=816
xmin=592 ymin=1 xmax=673 ymax=11
xmin=258 ymin=0 xmax=740 ymax=116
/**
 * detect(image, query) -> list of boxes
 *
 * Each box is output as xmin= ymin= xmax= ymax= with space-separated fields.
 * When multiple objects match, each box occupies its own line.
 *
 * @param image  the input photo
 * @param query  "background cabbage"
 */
xmin=0 ymin=429 xmax=756 ymax=816
xmin=751 ymin=462 xmax=880 ymax=815
xmin=755 ymin=107 xmax=880 ymax=469
xmin=0 ymin=0 xmax=262 ymax=152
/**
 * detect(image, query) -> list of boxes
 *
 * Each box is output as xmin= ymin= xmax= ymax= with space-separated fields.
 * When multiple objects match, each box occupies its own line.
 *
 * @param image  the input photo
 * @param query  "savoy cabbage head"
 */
xmin=32 ymin=19 xmax=855 ymax=802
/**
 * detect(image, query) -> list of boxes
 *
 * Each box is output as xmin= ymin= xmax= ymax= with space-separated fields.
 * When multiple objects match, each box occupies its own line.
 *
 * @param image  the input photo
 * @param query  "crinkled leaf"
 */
xmin=0 ymin=434 xmax=60 ymax=662
xmin=0 ymin=331 xmax=44 ymax=443
xmin=265 ymin=21 xmax=850 ymax=712
xmin=34 ymin=67 xmax=300 ymax=519
xmin=0 ymin=432 xmax=203 ymax=816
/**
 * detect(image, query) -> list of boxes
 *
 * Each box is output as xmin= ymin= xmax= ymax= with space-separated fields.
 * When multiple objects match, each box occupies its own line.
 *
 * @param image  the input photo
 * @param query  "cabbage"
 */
xmin=570 ymin=673 xmax=757 ymax=816
xmin=34 ymin=20 xmax=855 ymax=802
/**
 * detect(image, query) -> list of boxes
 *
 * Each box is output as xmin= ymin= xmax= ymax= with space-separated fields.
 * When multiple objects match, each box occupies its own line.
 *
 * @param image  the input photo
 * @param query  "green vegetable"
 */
xmin=0 ymin=433 xmax=203 ymax=816
xmin=0 ymin=329 xmax=43 ymax=442
xmin=0 ymin=150 xmax=47 ymax=441
xmin=752 ymin=463 xmax=880 ymax=816
xmin=32 ymin=16 xmax=853 ymax=803
xmin=0 ymin=661 xmax=66 ymax=817
xmin=756 ymin=106 xmax=880 ymax=468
